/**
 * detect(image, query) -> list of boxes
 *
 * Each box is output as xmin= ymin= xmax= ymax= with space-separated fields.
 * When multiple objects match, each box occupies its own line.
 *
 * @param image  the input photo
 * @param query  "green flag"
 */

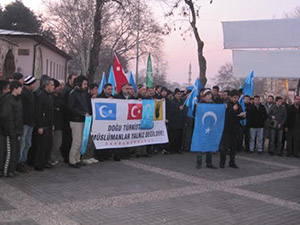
xmin=146 ymin=53 xmax=153 ymax=87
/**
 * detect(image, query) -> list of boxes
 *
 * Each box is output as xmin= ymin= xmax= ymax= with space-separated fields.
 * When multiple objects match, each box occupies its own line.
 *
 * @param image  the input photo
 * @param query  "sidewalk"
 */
xmin=0 ymin=152 xmax=300 ymax=225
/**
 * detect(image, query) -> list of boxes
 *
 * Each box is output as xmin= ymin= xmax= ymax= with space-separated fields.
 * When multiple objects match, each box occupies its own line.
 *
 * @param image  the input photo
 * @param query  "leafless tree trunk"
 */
xmin=88 ymin=0 xmax=104 ymax=83
xmin=184 ymin=0 xmax=207 ymax=87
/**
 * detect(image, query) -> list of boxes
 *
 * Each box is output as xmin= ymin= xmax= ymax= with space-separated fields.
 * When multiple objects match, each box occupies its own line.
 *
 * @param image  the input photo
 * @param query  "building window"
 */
xmin=46 ymin=60 xmax=48 ymax=75
xmin=53 ymin=62 xmax=55 ymax=77
xmin=57 ymin=64 xmax=59 ymax=79
xmin=50 ymin=61 xmax=52 ymax=76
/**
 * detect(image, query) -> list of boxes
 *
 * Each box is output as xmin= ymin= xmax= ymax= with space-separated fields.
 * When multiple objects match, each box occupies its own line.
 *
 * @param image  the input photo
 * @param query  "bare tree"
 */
xmin=45 ymin=0 xmax=94 ymax=75
xmin=213 ymin=63 xmax=241 ymax=90
xmin=163 ymin=0 xmax=213 ymax=87
xmin=45 ymin=0 xmax=164 ymax=83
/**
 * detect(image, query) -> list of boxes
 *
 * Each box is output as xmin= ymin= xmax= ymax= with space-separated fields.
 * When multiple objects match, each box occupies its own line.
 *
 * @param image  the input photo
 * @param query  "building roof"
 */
xmin=0 ymin=29 xmax=72 ymax=60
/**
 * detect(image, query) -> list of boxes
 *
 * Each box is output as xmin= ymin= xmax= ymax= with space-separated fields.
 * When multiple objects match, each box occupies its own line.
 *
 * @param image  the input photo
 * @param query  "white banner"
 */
xmin=222 ymin=19 xmax=300 ymax=49
xmin=233 ymin=50 xmax=300 ymax=78
xmin=91 ymin=98 xmax=169 ymax=149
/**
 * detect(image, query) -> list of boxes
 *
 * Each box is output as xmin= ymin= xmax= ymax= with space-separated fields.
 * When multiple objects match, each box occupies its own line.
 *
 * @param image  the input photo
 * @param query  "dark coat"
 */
xmin=223 ymin=102 xmax=243 ymax=134
xmin=53 ymin=93 xmax=64 ymax=131
xmin=35 ymin=89 xmax=54 ymax=129
xmin=247 ymin=103 xmax=267 ymax=128
xmin=168 ymin=97 xmax=185 ymax=129
xmin=68 ymin=87 xmax=89 ymax=122
xmin=286 ymin=104 xmax=300 ymax=131
xmin=61 ymin=83 xmax=73 ymax=118
xmin=98 ymin=91 xmax=114 ymax=99
xmin=1 ymin=93 xmax=23 ymax=137
xmin=21 ymin=87 xmax=35 ymax=126
xmin=115 ymin=92 xmax=135 ymax=100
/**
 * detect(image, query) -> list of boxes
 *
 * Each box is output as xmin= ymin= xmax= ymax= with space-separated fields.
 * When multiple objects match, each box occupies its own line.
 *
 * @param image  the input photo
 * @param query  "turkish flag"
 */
xmin=128 ymin=103 xmax=143 ymax=120
xmin=113 ymin=53 xmax=128 ymax=92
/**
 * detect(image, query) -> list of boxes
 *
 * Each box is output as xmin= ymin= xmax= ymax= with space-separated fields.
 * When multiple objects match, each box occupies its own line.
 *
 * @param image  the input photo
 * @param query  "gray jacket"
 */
xmin=268 ymin=104 xmax=287 ymax=126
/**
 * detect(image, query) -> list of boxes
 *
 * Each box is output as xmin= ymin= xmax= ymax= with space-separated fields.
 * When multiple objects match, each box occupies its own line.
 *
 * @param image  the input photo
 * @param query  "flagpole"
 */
xmin=135 ymin=0 xmax=140 ymax=83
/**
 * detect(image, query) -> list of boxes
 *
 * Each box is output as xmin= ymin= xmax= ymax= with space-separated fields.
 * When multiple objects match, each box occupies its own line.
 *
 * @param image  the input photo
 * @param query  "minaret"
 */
xmin=188 ymin=63 xmax=192 ymax=86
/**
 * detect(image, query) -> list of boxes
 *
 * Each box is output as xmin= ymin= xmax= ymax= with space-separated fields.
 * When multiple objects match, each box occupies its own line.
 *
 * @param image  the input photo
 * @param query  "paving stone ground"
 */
xmin=0 ymin=152 xmax=300 ymax=225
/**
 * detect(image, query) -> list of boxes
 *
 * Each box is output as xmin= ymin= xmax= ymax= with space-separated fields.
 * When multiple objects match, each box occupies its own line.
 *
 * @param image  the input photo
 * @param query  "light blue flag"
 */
xmin=191 ymin=104 xmax=226 ymax=152
xmin=239 ymin=95 xmax=247 ymax=126
xmin=129 ymin=71 xmax=137 ymax=93
xmin=98 ymin=72 xmax=106 ymax=96
xmin=108 ymin=66 xmax=116 ymax=96
xmin=242 ymin=71 xmax=254 ymax=96
xmin=80 ymin=115 xmax=92 ymax=155
xmin=185 ymin=78 xmax=202 ymax=118
xmin=140 ymin=99 xmax=155 ymax=129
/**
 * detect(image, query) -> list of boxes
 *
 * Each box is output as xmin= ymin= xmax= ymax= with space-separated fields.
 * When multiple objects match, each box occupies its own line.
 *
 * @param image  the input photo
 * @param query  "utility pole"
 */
xmin=135 ymin=0 xmax=140 ymax=83
xmin=188 ymin=62 xmax=192 ymax=86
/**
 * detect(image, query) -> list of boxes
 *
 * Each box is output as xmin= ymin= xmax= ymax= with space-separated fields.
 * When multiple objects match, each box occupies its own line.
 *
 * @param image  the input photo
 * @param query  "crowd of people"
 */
xmin=0 ymin=73 xmax=299 ymax=178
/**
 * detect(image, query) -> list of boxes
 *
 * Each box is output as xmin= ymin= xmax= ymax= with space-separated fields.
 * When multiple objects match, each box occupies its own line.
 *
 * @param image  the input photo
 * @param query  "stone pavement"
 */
xmin=0 ymin=152 xmax=300 ymax=225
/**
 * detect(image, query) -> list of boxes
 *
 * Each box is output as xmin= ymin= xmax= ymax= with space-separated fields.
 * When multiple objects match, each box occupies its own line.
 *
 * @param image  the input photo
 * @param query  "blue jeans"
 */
xmin=269 ymin=129 xmax=283 ymax=155
xmin=19 ymin=125 xmax=33 ymax=163
xmin=250 ymin=128 xmax=264 ymax=152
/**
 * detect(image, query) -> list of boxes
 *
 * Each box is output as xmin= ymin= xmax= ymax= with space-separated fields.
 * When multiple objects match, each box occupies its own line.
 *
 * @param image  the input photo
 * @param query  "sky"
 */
xmin=1 ymin=0 xmax=300 ymax=85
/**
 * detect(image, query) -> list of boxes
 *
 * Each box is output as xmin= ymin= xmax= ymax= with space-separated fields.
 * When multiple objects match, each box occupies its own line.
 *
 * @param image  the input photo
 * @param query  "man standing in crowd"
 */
xmin=115 ymin=83 xmax=134 ymax=159
xmin=0 ymin=81 xmax=23 ymax=177
xmin=268 ymin=97 xmax=287 ymax=156
xmin=68 ymin=75 xmax=89 ymax=168
xmin=34 ymin=79 xmax=55 ymax=171
xmin=97 ymin=83 xmax=114 ymax=161
xmin=196 ymin=89 xmax=217 ymax=169
xmin=18 ymin=75 xmax=36 ymax=173
xmin=220 ymin=89 xmax=245 ymax=169
xmin=212 ymin=86 xmax=222 ymax=103
xmin=13 ymin=73 xmax=24 ymax=85
xmin=51 ymin=79 xmax=64 ymax=166
xmin=168 ymin=88 xmax=185 ymax=154
xmin=286 ymin=96 xmax=300 ymax=158
xmin=239 ymin=95 xmax=251 ymax=152
xmin=247 ymin=95 xmax=267 ymax=153
xmin=61 ymin=73 xmax=77 ymax=163
xmin=264 ymin=95 xmax=275 ymax=149
xmin=135 ymin=84 xmax=150 ymax=158
xmin=81 ymin=83 xmax=98 ymax=164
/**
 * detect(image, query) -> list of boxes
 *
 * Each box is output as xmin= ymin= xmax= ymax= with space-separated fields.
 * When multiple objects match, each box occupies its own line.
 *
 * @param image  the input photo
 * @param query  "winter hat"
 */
xmin=203 ymin=89 xmax=212 ymax=97
xmin=24 ymin=75 xmax=36 ymax=85
xmin=13 ymin=73 xmax=24 ymax=81
xmin=52 ymin=79 xmax=60 ymax=88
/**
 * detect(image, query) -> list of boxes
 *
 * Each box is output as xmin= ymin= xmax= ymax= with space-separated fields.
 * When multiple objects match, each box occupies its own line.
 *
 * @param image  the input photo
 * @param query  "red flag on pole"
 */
xmin=113 ymin=53 xmax=128 ymax=92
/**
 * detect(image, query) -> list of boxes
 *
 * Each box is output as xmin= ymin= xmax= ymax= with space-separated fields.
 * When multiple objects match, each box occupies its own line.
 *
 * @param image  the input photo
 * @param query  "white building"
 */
xmin=0 ymin=29 xmax=71 ymax=81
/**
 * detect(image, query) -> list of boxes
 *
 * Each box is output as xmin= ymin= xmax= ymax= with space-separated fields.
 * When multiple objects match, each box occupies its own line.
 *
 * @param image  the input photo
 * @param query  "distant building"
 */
xmin=0 ymin=29 xmax=72 ymax=81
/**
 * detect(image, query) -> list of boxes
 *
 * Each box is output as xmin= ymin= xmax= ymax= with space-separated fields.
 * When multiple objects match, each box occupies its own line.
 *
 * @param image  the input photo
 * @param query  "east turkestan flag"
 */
xmin=113 ymin=53 xmax=128 ymax=93
xmin=191 ymin=103 xmax=226 ymax=152
xmin=146 ymin=53 xmax=153 ymax=88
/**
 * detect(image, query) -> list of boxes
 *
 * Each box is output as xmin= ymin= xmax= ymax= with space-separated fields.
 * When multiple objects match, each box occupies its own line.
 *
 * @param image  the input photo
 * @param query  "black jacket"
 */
xmin=115 ymin=92 xmax=135 ymax=100
xmin=223 ymin=102 xmax=243 ymax=134
xmin=61 ymin=83 xmax=73 ymax=118
xmin=35 ymin=89 xmax=54 ymax=129
xmin=286 ymin=104 xmax=300 ymax=131
xmin=68 ymin=87 xmax=89 ymax=122
xmin=53 ymin=93 xmax=64 ymax=131
xmin=98 ymin=91 xmax=112 ymax=99
xmin=168 ymin=98 xmax=185 ymax=129
xmin=0 ymin=93 xmax=23 ymax=137
xmin=247 ymin=103 xmax=267 ymax=128
xmin=21 ymin=87 xmax=35 ymax=126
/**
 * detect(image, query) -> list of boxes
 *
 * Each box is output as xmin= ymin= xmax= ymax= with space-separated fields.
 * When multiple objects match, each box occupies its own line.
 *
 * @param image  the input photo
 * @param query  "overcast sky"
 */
xmin=1 ymin=0 xmax=300 ymax=85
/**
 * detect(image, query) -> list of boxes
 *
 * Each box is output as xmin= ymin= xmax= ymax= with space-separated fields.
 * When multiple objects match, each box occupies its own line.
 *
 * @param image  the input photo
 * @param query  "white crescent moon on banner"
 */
xmin=99 ymin=105 xmax=109 ymax=118
xmin=202 ymin=111 xmax=217 ymax=126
